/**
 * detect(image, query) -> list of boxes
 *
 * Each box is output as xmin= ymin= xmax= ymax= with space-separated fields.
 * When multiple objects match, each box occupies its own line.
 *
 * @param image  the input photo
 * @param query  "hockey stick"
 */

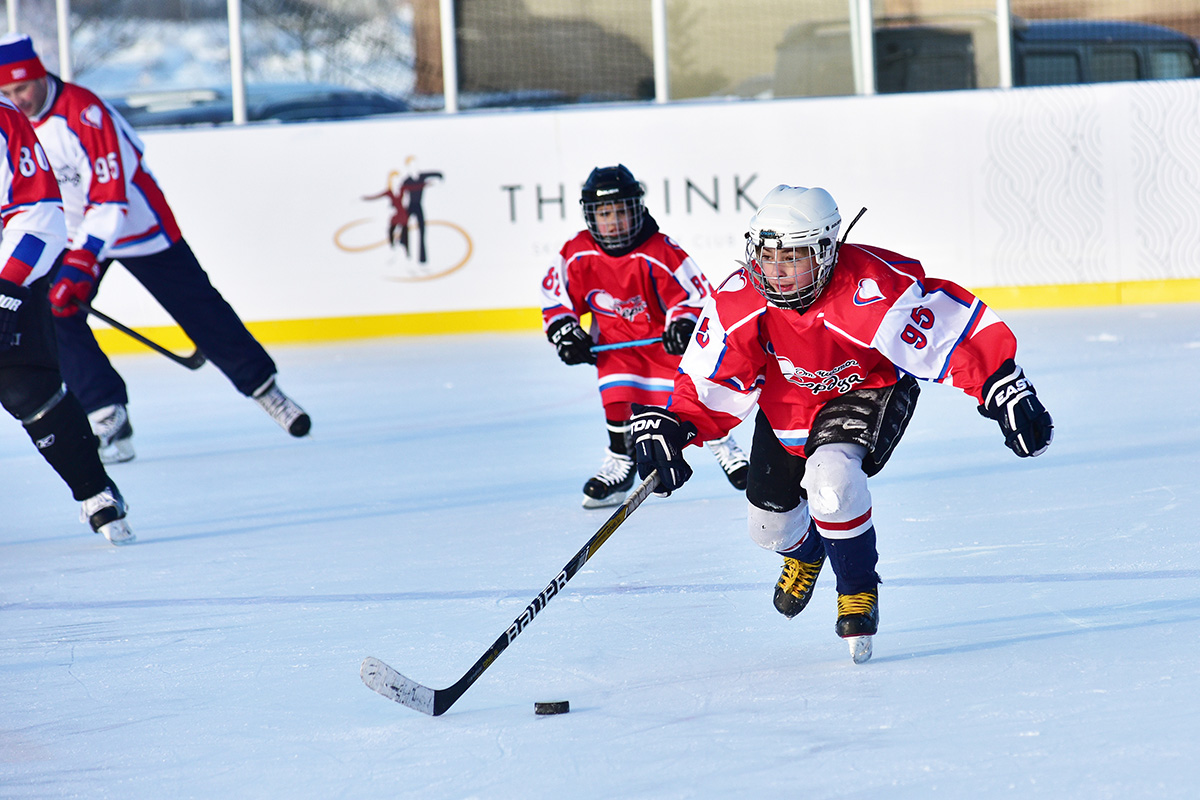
xmin=361 ymin=470 xmax=661 ymax=716
xmin=76 ymin=300 xmax=207 ymax=370
xmin=591 ymin=337 xmax=660 ymax=353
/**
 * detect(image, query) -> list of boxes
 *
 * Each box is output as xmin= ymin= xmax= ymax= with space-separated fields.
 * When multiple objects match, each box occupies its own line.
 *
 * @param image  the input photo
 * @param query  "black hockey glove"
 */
xmin=978 ymin=359 xmax=1054 ymax=457
xmin=630 ymin=403 xmax=698 ymax=496
xmin=0 ymin=278 xmax=28 ymax=352
xmin=662 ymin=317 xmax=697 ymax=356
xmin=547 ymin=317 xmax=596 ymax=366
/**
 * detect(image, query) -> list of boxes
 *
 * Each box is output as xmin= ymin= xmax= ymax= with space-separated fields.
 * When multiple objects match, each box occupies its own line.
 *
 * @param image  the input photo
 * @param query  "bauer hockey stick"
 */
xmin=361 ymin=470 xmax=661 ymax=716
xmin=591 ymin=337 xmax=660 ymax=353
xmin=76 ymin=301 xmax=207 ymax=370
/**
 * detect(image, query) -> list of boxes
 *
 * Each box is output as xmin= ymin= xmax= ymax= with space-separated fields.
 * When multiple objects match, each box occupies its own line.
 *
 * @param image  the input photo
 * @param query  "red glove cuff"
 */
xmin=62 ymin=248 xmax=100 ymax=279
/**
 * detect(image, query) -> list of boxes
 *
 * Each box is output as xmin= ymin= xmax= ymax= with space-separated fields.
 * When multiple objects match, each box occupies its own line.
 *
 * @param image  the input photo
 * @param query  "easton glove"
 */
xmin=978 ymin=359 xmax=1054 ymax=457
xmin=547 ymin=317 xmax=596 ymax=365
xmin=48 ymin=249 xmax=101 ymax=318
xmin=0 ymin=277 xmax=29 ymax=352
xmin=630 ymin=403 xmax=698 ymax=496
xmin=662 ymin=317 xmax=696 ymax=356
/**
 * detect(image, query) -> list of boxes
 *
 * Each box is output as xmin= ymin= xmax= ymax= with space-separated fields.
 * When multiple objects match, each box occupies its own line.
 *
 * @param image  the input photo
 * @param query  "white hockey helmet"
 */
xmin=745 ymin=185 xmax=841 ymax=312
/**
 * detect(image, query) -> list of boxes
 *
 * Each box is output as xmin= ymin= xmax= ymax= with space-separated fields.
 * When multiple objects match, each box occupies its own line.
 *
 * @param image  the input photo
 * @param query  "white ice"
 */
xmin=3 ymin=304 xmax=1199 ymax=799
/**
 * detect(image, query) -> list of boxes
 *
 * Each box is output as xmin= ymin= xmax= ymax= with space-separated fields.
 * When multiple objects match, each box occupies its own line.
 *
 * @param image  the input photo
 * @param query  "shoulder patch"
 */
xmin=80 ymin=104 xmax=104 ymax=130
xmin=853 ymin=278 xmax=886 ymax=306
xmin=719 ymin=272 xmax=749 ymax=293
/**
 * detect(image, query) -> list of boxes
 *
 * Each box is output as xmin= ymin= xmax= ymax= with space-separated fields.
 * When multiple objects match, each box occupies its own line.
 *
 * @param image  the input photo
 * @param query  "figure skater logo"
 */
xmin=334 ymin=156 xmax=473 ymax=282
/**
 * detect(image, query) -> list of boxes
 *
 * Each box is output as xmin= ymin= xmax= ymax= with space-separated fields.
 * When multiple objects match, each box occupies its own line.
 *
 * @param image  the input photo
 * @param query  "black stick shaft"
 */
xmin=76 ymin=300 xmax=207 ymax=370
xmin=423 ymin=471 xmax=659 ymax=715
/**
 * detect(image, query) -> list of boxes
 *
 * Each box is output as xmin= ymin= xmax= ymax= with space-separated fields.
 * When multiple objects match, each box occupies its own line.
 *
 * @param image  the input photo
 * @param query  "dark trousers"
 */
xmin=54 ymin=239 xmax=277 ymax=412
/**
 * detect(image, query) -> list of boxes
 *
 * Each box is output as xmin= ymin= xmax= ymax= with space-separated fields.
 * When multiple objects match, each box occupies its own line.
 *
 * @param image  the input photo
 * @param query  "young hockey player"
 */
xmin=0 ymin=34 xmax=309 ymax=464
xmin=631 ymin=184 xmax=1053 ymax=662
xmin=540 ymin=164 xmax=749 ymax=508
xmin=0 ymin=93 xmax=132 ymax=543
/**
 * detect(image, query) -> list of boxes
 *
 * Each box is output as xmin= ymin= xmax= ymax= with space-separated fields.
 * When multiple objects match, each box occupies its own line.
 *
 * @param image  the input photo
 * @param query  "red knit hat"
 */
xmin=0 ymin=33 xmax=47 ymax=85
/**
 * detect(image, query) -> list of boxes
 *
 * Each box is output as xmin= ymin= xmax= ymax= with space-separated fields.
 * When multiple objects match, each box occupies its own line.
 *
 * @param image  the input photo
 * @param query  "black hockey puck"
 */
xmin=534 ymin=700 xmax=569 ymax=715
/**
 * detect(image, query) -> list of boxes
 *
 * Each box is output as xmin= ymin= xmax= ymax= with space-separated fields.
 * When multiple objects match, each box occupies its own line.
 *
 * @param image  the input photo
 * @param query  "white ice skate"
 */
xmin=80 ymin=485 xmax=135 ymax=545
xmin=706 ymin=434 xmax=749 ymax=490
xmin=88 ymin=404 xmax=135 ymax=464
xmin=581 ymin=449 xmax=635 ymax=508
xmin=253 ymin=377 xmax=311 ymax=437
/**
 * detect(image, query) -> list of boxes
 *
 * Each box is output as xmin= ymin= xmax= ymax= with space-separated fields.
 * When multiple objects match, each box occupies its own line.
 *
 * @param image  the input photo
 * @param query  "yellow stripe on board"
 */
xmin=89 ymin=279 xmax=1200 ymax=355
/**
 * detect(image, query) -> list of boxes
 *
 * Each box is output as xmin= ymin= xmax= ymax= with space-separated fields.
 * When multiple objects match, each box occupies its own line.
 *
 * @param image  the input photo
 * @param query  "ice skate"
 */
xmin=80 ymin=485 xmax=134 ymax=545
xmin=836 ymin=588 xmax=878 ymax=664
xmin=582 ymin=448 xmax=635 ymax=508
xmin=87 ymin=404 xmax=135 ymax=464
xmin=773 ymin=552 xmax=826 ymax=618
xmin=706 ymin=434 xmax=749 ymax=490
xmin=253 ymin=377 xmax=311 ymax=437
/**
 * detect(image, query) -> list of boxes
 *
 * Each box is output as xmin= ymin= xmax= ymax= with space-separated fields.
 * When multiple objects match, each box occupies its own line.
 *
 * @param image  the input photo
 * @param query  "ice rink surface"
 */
xmin=2 ymin=304 xmax=1199 ymax=799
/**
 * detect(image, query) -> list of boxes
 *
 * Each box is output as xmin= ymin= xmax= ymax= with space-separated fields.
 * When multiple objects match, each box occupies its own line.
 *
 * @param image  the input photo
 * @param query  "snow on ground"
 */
xmin=2 ymin=304 xmax=1199 ymax=799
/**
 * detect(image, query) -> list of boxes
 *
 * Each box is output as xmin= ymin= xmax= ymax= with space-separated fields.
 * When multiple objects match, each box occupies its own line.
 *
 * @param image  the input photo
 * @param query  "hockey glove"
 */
xmin=547 ymin=317 xmax=596 ymax=365
xmin=662 ymin=317 xmax=697 ymax=356
xmin=978 ymin=359 xmax=1054 ymax=457
xmin=48 ymin=249 xmax=101 ymax=318
xmin=630 ymin=403 xmax=698 ymax=496
xmin=0 ymin=277 xmax=29 ymax=352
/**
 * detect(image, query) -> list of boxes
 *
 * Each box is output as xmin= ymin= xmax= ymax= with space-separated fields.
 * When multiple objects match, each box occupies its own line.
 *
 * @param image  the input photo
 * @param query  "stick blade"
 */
xmin=182 ymin=350 xmax=207 ymax=370
xmin=361 ymin=657 xmax=437 ymax=715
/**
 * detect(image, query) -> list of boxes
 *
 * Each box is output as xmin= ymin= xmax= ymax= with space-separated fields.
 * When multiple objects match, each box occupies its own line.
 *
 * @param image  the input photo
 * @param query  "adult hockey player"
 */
xmin=0 ymin=34 xmax=310 ymax=464
xmin=540 ymin=164 xmax=749 ymax=508
xmin=631 ymin=185 xmax=1053 ymax=662
xmin=0 ymin=93 xmax=132 ymax=543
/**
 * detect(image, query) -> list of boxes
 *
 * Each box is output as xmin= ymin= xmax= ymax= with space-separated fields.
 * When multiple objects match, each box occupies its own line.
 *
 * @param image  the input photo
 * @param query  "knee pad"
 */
xmin=801 ymin=443 xmax=871 ymax=537
xmin=0 ymin=366 xmax=65 ymax=422
xmin=747 ymin=499 xmax=811 ymax=552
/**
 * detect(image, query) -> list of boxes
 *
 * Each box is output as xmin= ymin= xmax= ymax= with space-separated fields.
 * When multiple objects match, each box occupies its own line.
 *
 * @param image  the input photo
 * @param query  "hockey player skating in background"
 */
xmin=0 ymin=93 xmax=132 ymax=544
xmin=541 ymin=164 xmax=749 ymax=509
xmin=0 ymin=34 xmax=310 ymax=464
xmin=631 ymin=185 xmax=1053 ymax=662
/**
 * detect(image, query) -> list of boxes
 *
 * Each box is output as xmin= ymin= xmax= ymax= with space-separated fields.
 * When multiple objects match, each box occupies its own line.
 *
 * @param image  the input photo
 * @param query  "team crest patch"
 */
xmin=80 ymin=104 xmax=104 ymax=130
xmin=720 ymin=272 xmax=748 ymax=293
xmin=776 ymin=356 xmax=864 ymax=395
xmin=853 ymin=278 xmax=885 ymax=306
xmin=586 ymin=289 xmax=648 ymax=321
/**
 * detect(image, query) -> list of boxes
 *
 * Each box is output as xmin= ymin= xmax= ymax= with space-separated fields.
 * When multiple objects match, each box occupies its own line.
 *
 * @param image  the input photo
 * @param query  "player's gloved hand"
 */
xmin=662 ymin=317 xmax=696 ymax=356
xmin=48 ymin=249 xmax=100 ymax=318
xmin=978 ymin=359 xmax=1053 ymax=457
xmin=546 ymin=317 xmax=596 ymax=366
xmin=630 ymin=403 xmax=698 ymax=496
xmin=0 ymin=277 xmax=29 ymax=352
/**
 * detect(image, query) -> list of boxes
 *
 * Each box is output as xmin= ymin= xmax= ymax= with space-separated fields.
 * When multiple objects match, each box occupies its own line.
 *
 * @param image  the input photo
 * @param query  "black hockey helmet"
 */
xmin=580 ymin=164 xmax=646 ymax=254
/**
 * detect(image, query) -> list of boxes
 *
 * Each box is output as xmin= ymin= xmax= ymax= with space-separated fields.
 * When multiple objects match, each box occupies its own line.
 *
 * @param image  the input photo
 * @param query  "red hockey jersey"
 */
xmin=541 ymin=229 xmax=712 ymax=407
xmin=0 ymin=96 xmax=66 ymax=286
xmin=670 ymin=244 xmax=1018 ymax=452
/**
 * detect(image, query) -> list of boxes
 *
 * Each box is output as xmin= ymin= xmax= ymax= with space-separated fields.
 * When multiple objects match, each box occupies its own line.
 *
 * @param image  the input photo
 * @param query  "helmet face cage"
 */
xmin=582 ymin=196 xmax=645 ymax=252
xmin=744 ymin=186 xmax=841 ymax=312
xmin=746 ymin=235 xmax=836 ymax=311
xmin=580 ymin=164 xmax=646 ymax=253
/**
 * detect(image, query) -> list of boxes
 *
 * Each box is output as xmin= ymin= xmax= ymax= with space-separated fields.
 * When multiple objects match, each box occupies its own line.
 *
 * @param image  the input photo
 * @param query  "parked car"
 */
xmin=1013 ymin=19 xmax=1200 ymax=86
xmin=774 ymin=16 xmax=1200 ymax=96
xmin=108 ymin=82 xmax=410 ymax=128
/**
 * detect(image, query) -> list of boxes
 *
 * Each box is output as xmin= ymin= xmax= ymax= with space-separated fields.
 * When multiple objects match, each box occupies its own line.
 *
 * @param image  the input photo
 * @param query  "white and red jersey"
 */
xmin=30 ymin=76 xmax=180 ymax=260
xmin=671 ymin=243 xmax=1018 ymax=452
xmin=0 ymin=96 xmax=67 ymax=287
xmin=541 ymin=228 xmax=712 ymax=407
